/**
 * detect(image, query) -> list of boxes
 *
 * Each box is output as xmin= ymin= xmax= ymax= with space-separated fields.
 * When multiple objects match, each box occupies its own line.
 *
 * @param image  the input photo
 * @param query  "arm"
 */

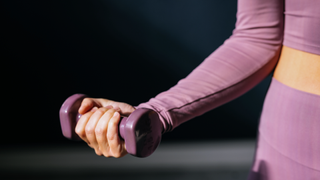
xmin=137 ymin=0 xmax=284 ymax=132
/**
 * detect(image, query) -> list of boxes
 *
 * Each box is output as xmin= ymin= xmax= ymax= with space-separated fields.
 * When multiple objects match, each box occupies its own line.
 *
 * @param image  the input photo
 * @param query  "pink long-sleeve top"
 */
xmin=137 ymin=0 xmax=320 ymax=133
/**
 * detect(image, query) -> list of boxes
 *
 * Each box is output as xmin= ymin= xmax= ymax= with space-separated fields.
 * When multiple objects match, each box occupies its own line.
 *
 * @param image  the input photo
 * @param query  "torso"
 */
xmin=276 ymin=0 xmax=320 ymax=96
xmin=273 ymin=45 xmax=320 ymax=96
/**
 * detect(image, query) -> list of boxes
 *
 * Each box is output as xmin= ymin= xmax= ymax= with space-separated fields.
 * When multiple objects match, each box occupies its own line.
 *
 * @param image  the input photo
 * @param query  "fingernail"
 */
xmin=113 ymin=111 xmax=119 ymax=117
xmin=105 ymin=105 xmax=113 ymax=109
xmin=90 ymin=107 xmax=98 ymax=112
xmin=113 ymin=106 xmax=120 ymax=111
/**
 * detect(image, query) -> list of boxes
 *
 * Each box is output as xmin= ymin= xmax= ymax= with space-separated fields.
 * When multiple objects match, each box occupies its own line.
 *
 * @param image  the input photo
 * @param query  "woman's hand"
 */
xmin=75 ymin=98 xmax=135 ymax=158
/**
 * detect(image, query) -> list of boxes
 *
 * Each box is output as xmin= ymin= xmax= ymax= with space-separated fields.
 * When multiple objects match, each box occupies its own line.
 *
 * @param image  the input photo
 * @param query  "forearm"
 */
xmin=137 ymin=0 xmax=284 ymax=132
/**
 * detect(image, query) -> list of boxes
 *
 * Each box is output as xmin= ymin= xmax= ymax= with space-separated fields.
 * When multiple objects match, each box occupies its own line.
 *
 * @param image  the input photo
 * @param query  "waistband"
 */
xmin=259 ymin=78 xmax=320 ymax=170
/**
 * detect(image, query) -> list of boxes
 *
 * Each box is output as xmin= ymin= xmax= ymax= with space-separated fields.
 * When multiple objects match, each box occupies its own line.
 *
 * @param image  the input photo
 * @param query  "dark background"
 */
xmin=2 ymin=0 xmax=273 ymax=146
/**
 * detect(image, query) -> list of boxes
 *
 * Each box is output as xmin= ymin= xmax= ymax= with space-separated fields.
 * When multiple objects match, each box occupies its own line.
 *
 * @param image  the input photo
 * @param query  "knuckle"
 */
xmin=107 ymin=132 xmax=115 ymax=141
xmin=95 ymin=108 xmax=105 ymax=116
xmin=75 ymin=127 xmax=85 ymax=137
xmin=79 ymin=112 xmax=91 ymax=121
xmin=95 ymin=127 xmax=105 ymax=136
xmin=109 ymin=120 xmax=118 ymax=128
xmin=85 ymin=126 xmax=94 ymax=135
xmin=95 ymin=150 xmax=102 ymax=156
xmin=101 ymin=150 xmax=111 ymax=158
xmin=102 ymin=150 xmax=111 ymax=158
xmin=113 ymin=152 xmax=121 ymax=158
xmin=104 ymin=154 xmax=111 ymax=158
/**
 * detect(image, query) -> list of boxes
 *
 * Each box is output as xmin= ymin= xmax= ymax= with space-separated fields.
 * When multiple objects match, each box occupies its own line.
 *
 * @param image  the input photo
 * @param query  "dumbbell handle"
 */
xmin=59 ymin=94 xmax=162 ymax=157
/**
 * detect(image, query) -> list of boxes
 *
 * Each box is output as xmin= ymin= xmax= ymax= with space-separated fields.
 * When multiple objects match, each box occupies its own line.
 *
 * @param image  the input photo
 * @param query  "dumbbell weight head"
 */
xmin=59 ymin=94 xmax=162 ymax=157
xmin=59 ymin=94 xmax=85 ymax=141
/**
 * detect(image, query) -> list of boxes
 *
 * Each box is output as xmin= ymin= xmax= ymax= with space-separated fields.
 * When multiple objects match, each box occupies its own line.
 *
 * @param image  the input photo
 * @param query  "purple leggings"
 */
xmin=248 ymin=78 xmax=320 ymax=179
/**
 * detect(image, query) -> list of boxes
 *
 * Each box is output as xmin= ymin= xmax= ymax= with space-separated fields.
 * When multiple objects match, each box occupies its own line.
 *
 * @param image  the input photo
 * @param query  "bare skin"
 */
xmin=75 ymin=98 xmax=135 ymax=158
xmin=274 ymin=46 xmax=320 ymax=96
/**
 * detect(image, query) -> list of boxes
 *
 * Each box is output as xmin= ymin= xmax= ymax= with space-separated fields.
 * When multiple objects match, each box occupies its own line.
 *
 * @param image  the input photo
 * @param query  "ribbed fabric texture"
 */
xmin=249 ymin=78 xmax=320 ymax=179
xmin=137 ymin=0 xmax=284 ymax=132
xmin=136 ymin=0 xmax=320 ymax=178
xmin=283 ymin=0 xmax=320 ymax=55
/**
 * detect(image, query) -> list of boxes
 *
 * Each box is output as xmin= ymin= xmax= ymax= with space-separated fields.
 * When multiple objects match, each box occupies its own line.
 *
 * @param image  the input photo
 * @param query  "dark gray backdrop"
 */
xmin=2 ymin=0 xmax=273 ymax=145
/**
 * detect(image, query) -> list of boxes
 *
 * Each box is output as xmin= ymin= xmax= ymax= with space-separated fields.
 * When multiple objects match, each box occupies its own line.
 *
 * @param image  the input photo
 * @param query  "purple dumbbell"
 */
xmin=59 ymin=94 xmax=162 ymax=157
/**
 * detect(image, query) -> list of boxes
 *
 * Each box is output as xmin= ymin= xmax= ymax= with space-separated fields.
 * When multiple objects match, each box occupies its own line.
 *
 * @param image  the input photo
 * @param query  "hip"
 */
xmin=259 ymin=78 xmax=320 ymax=171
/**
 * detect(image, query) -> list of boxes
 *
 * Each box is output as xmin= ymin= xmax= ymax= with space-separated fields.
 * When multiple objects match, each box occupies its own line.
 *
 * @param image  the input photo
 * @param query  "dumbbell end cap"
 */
xmin=59 ymin=94 xmax=86 ymax=141
xmin=121 ymin=108 xmax=162 ymax=158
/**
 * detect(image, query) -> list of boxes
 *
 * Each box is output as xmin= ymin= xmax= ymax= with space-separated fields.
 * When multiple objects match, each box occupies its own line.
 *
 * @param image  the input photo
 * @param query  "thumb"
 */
xmin=78 ymin=98 xmax=102 ymax=114
xmin=112 ymin=102 xmax=136 ymax=117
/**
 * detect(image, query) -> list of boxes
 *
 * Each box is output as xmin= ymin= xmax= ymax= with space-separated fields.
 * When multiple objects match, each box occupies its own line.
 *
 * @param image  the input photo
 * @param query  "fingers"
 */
xmin=107 ymin=111 xmax=127 ymax=158
xmin=78 ymin=98 xmax=102 ymax=115
xmin=78 ymin=97 xmax=135 ymax=117
xmin=75 ymin=105 xmax=127 ymax=158
xmin=85 ymin=106 xmax=112 ymax=155
xmin=112 ymin=103 xmax=135 ymax=117
xmin=95 ymin=107 xmax=118 ymax=156
xmin=75 ymin=107 xmax=98 ymax=144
